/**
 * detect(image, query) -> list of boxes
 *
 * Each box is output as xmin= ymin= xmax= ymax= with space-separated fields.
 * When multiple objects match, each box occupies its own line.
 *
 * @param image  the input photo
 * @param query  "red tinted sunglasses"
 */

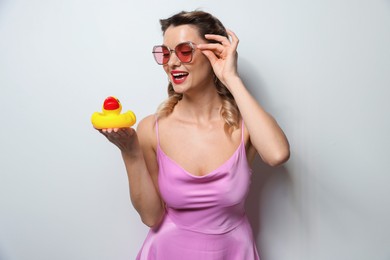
xmin=152 ymin=42 xmax=197 ymax=65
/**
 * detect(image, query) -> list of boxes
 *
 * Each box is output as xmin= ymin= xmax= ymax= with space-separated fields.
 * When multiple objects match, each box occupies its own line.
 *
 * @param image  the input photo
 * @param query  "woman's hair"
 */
xmin=156 ymin=10 xmax=241 ymax=132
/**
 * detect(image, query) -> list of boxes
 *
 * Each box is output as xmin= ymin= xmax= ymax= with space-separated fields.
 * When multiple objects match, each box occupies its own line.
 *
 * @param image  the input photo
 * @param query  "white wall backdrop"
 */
xmin=1 ymin=0 xmax=389 ymax=259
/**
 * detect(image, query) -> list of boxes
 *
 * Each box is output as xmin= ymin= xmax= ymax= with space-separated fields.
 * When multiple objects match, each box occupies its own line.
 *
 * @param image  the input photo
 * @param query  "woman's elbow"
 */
xmin=265 ymin=147 xmax=290 ymax=167
xmin=142 ymin=218 xmax=159 ymax=228
xmin=142 ymin=216 xmax=160 ymax=228
xmin=140 ymin=210 xmax=165 ymax=228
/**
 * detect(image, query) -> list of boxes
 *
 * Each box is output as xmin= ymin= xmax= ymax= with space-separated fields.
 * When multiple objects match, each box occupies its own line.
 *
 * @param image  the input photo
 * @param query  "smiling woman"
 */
xmin=1 ymin=0 xmax=389 ymax=259
xmin=97 ymin=10 xmax=290 ymax=260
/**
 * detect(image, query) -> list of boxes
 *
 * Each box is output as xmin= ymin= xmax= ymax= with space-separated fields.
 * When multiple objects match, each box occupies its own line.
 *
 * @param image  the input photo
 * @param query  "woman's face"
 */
xmin=163 ymin=25 xmax=214 ymax=94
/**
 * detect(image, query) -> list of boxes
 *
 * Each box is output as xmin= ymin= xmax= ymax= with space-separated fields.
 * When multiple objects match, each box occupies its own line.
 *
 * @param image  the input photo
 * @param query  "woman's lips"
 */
xmin=171 ymin=71 xmax=189 ymax=84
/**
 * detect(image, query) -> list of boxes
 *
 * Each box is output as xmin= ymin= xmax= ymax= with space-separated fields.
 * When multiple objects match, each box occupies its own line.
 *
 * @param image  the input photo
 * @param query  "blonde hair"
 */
xmin=156 ymin=10 xmax=241 ymax=132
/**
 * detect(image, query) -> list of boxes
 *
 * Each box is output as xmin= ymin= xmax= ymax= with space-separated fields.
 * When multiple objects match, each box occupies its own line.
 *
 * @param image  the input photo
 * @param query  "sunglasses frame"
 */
xmin=152 ymin=41 xmax=197 ymax=65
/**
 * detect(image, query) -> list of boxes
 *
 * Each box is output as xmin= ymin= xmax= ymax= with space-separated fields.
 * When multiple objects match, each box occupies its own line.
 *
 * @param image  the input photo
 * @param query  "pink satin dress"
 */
xmin=136 ymin=119 xmax=260 ymax=260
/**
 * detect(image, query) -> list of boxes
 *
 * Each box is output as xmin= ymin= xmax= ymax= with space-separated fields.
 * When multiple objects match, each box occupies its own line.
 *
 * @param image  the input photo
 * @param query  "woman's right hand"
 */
xmin=98 ymin=127 xmax=141 ymax=157
xmin=97 ymin=116 xmax=165 ymax=227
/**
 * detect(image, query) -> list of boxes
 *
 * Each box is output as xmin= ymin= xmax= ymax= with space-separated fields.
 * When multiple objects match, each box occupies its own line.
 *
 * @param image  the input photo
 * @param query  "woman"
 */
xmin=100 ymin=10 xmax=290 ymax=260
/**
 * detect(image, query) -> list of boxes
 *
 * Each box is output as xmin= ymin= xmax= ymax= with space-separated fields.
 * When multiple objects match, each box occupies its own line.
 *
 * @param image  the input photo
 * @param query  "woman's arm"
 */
xmin=225 ymin=76 xmax=290 ymax=166
xmin=99 ymin=115 xmax=165 ymax=227
xmin=198 ymin=30 xmax=290 ymax=166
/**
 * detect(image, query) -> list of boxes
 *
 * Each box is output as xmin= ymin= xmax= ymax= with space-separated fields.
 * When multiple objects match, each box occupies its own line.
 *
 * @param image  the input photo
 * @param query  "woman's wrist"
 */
xmin=121 ymin=148 xmax=143 ymax=161
xmin=224 ymin=75 xmax=244 ymax=94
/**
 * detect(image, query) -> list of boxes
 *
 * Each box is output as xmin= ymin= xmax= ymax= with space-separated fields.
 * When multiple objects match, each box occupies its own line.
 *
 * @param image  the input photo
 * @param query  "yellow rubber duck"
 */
xmin=91 ymin=96 xmax=136 ymax=129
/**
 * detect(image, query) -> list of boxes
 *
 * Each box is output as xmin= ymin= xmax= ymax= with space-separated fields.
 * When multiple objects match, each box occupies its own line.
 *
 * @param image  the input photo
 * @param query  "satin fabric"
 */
xmin=136 ymin=119 xmax=260 ymax=260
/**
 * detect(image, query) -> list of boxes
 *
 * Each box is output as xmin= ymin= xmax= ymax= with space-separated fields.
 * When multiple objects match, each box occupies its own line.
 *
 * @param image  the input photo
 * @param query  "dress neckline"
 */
xmin=157 ymin=140 xmax=243 ymax=178
xmin=155 ymin=116 xmax=245 ymax=178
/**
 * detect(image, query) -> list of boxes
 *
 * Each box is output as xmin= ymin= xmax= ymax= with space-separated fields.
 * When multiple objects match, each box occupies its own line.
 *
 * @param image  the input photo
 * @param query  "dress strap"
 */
xmin=241 ymin=119 xmax=245 ymax=143
xmin=155 ymin=115 xmax=160 ymax=147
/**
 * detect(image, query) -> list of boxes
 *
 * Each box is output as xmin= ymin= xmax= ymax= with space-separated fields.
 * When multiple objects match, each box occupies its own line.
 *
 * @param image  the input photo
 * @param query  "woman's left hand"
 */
xmin=197 ymin=29 xmax=240 ymax=88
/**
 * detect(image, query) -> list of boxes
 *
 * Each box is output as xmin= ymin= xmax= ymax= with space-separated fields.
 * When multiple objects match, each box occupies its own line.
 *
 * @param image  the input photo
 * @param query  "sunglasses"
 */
xmin=152 ymin=42 xmax=197 ymax=65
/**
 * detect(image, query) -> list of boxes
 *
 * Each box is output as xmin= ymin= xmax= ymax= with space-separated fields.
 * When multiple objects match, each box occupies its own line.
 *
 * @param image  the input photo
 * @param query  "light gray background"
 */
xmin=1 ymin=0 xmax=389 ymax=259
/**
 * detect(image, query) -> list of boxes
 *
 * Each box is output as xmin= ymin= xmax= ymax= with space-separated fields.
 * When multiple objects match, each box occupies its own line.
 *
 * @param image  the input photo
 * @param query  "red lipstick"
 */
xmin=171 ymin=70 xmax=189 ymax=84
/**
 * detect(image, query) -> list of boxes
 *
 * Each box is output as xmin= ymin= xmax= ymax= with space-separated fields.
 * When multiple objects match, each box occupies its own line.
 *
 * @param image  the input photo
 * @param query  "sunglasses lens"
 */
xmin=153 ymin=46 xmax=170 ymax=65
xmin=176 ymin=43 xmax=193 ymax=63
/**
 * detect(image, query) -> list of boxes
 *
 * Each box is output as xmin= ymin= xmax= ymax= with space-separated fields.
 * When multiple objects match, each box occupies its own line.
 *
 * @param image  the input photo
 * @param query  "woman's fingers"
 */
xmin=95 ymin=127 xmax=138 ymax=154
xmin=226 ymin=29 xmax=239 ymax=49
xmin=200 ymin=49 xmax=218 ymax=65
xmin=203 ymin=29 xmax=238 ymax=45
xmin=198 ymin=43 xmax=224 ymax=55
xmin=198 ymin=29 xmax=239 ymax=57
xmin=204 ymin=33 xmax=230 ymax=46
xmin=99 ymin=127 xmax=134 ymax=140
xmin=117 ymin=127 xmax=135 ymax=138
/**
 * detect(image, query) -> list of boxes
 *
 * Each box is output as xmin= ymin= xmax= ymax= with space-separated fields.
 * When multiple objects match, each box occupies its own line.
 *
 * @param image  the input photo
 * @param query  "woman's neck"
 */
xmin=175 ymin=87 xmax=223 ymax=124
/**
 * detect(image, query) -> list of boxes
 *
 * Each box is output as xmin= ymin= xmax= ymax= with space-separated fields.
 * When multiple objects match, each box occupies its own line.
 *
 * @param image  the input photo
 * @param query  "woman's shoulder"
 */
xmin=136 ymin=114 xmax=158 ymax=144
xmin=137 ymin=114 xmax=156 ymax=129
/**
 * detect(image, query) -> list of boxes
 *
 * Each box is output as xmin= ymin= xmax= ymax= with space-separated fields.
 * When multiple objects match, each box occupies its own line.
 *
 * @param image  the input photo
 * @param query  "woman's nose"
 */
xmin=168 ymin=51 xmax=181 ymax=66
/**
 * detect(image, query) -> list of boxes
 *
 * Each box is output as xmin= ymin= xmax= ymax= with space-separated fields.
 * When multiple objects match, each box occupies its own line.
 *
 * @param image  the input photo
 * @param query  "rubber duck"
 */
xmin=91 ymin=96 xmax=136 ymax=129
